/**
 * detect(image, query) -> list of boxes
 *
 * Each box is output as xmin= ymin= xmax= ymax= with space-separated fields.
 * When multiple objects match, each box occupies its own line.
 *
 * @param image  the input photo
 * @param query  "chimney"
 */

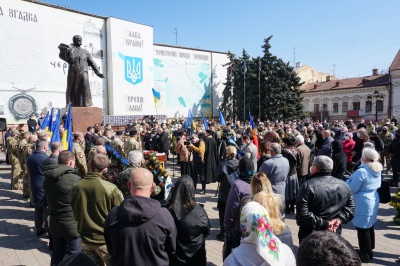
xmin=336 ymin=81 xmax=340 ymax=87
xmin=326 ymin=76 xmax=331 ymax=82
xmin=372 ymin=69 xmax=379 ymax=76
xmin=314 ymin=84 xmax=318 ymax=89
xmin=296 ymin=62 xmax=302 ymax=68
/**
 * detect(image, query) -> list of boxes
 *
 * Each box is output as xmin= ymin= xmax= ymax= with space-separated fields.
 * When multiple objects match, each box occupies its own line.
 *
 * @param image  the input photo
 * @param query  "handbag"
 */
xmin=378 ymin=179 xmax=391 ymax=204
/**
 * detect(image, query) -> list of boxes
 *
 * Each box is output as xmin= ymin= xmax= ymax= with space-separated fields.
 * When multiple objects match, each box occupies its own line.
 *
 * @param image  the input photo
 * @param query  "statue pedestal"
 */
xmin=62 ymin=107 xmax=103 ymax=134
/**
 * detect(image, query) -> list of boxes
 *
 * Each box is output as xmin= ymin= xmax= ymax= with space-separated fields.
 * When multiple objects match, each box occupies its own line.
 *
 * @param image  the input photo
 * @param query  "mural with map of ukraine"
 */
xmin=153 ymin=46 xmax=212 ymax=118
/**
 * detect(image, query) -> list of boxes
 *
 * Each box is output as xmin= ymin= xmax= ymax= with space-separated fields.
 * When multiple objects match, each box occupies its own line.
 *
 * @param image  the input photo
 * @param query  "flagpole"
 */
xmin=258 ymin=59 xmax=261 ymax=120
xmin=243 ymin=65 xmax=246 ymax=122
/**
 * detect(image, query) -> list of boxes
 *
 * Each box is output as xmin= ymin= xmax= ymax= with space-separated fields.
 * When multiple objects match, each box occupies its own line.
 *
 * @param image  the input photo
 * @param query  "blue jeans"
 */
xmin=51 ymin=235 xmax=82 ymax=266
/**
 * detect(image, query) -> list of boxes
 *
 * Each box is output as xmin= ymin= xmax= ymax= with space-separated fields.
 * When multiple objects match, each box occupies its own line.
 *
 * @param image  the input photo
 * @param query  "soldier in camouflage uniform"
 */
xmin=7 ymin=130 xmax=21 ymax=190
xmin=379 ymin=125 xmax=394 ymax=173
xmin=101 ymin=128 xmax=113 ymax=144
xmin=23 ymin=134 xmax=37 ymax=200
xmin=114 ymin=150 xmax=144 ymax=199
xmin=124 ymin=130 xmax=141 ymax=157
xmin=17 ymin=132 xmax=31 ymax=191
xmin=257 ymin=122 xmax=267 ymax=141
xmin=87 ymin=138 xmax=105 ymax=164
xmin=110 ymin=131 xmax=124 ymax=156
xmin=73 ymin=132 xmax=88 ymax=178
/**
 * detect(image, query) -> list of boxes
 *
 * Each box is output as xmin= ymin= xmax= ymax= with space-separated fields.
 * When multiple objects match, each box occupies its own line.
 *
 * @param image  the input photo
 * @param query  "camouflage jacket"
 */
xmin=7 ymin=136 xmax=20 ymax=157
xmin=124 ymin=138 xmax=140 ymax=157
xmin=73 ymin=142 xmax=88 ymax=177
xmin=18 ymin=138 xmax=28 ymax=163
xmin=379 ymin=131 xmax=394 ymax=149
xmin=110 ymin=137 xmax=124 ymax=156
xmin=114 ymin=164 xmax=142 ymax=199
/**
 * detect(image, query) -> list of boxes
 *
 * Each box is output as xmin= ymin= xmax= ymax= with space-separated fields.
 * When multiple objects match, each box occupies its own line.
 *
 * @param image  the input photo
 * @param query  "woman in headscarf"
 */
xmin=223 ymin=201 xmax=295 ymax=266
xmin=223 ymin=157 xmax=253 ymax=235
xmin=223 ymin=157 xmax=253 ymax=259
xmin=346 ymin=148 xmax=382 ymax=263
xmin=167 ymin=176 xmax=211 ymax=265
xmin=342 ymin=131 xmax=356 ymax=172
xmin=254 ymin=191 xmax=294 ymax=249
xmin=215 ymin=146 xmax=240 ymax=241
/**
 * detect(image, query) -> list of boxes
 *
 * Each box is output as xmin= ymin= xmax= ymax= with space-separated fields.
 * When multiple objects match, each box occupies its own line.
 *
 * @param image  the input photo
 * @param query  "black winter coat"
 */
xmin=43 ymin=164 xmax=81 ymax=238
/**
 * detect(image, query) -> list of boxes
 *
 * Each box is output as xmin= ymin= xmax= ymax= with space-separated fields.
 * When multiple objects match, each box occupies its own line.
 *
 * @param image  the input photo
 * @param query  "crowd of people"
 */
xmin=3 ymin=113 xmax=400 ymax=265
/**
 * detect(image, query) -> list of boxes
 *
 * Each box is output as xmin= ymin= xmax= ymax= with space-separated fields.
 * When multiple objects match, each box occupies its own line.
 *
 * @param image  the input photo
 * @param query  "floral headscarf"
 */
xmin=240 ymin=202 xmax=283 ymax=264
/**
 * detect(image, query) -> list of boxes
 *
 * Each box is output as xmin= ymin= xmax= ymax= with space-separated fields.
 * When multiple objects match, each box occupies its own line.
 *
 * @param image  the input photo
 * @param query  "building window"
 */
xmin=333 ymin=103 xmax=338 ymax=113
xmin=342 ymin=102 xmax=348 ymax=112
xmin=366 ymin=101 xmax=372 ymax=113
xmin=314 ymin=104 xmax=319 ymax=113
xmin=323 ymin=104 xmax=327 ymax=111
xmin=353 ymin=102 xmax=360 ymax=110
xmin=377 ymin=100 xmax=383 ymax=112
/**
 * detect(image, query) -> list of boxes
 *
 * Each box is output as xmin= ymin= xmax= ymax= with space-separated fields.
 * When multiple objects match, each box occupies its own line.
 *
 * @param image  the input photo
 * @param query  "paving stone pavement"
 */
xmin=0 ymin=155 xmax=399 ymax=266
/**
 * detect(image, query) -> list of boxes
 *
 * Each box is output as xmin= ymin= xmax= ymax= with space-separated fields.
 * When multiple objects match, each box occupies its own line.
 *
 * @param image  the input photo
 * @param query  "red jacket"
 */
xmin=342 ymin=139 xmax=356 ymax=163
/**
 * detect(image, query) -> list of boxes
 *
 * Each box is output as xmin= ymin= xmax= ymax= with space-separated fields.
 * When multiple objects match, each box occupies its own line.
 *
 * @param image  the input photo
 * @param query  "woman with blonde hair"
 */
xmin=251 ymin=172 xmax=285 ymax=218
xmin=346 ymin=148 xmax=382 ymax=263
xmin=253 ymin=191 xmax=293 ymax=248
xmin=250 ymin=172 xmax=273 ymax=195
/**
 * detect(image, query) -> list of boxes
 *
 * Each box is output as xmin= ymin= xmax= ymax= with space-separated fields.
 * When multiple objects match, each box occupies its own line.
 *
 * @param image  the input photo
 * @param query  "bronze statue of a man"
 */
xmin=58 ymin=35 xmax=105 ymax=107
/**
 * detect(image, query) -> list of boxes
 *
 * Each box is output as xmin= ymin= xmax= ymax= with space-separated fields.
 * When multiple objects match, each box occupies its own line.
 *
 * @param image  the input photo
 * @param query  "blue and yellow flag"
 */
xmin=219 ymin=109 xmax=226 ymax=126
xmin=201 ymin=112 xmax=208 ymax=131
xmin=47 ymin=108 xmax=54 ymax=133
xmin=40 ymin=111 xmax=50 ymax=130
xmin=152 ymin=88 xmax=161 ymax=104
xmin=62 ymin=104 xmax=73 ymax=151
xmin=249 ymin=109 xmax=255 ymax=129
xmin=243 ymin=62 xmax=247 ymax=73
xmin=50 ymin=109 xmax=61 ymax=145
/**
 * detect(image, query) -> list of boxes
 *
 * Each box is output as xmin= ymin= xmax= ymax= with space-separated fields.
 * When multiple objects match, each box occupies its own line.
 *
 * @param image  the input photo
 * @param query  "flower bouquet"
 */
xmin=145 ymin=152 xmax=172 ymax=201
xmin=389 ymin=190 xmax=400 ymax=225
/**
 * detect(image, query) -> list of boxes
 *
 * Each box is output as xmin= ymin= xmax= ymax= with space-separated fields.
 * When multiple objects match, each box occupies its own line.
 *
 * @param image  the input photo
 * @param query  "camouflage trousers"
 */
xmin=10 ymin=155 xmax=21 ymax=190
xmin=380 ymin=150 xmax=392 ymax=171
xmin=22 ymin=173 xmax=32 ymax=200
xmin=82 ymin=243 xmax=110 ymax=266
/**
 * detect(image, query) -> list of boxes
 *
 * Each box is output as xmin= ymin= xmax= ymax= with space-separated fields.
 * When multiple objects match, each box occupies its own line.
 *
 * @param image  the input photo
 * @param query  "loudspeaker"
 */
xmin=0 ymin=118 xmax=6 ymax=131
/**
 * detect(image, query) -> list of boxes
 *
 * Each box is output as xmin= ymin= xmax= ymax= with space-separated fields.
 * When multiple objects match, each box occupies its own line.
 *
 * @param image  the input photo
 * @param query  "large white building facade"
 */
xmin=0 ymin=0 xmax=229 ymax=125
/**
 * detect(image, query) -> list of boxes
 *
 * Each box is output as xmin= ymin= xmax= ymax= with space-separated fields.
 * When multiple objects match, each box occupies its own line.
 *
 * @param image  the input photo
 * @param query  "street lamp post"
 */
xmin=370 ymin=90 xmax=383 ymax=122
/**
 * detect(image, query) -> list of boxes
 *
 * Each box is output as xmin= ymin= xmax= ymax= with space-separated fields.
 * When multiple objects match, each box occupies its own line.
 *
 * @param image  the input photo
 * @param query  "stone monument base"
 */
xmin=61 ymin=107 xmax=103 ymax=134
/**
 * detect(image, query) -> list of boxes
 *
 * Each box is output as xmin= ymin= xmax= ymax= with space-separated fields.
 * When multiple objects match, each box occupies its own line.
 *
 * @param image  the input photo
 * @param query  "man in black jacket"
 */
xmin=44 ymin=151 xmax=82 ymax=266
xmin=153 ymin=127 xmax=170 ymax=158
xmin=27 ymin=114 xmax=37 ymax=133
xmin=296 ymin=155 xmax=355 ymax=243
xmin=104 ymin=168 xmax=176 ymax=266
